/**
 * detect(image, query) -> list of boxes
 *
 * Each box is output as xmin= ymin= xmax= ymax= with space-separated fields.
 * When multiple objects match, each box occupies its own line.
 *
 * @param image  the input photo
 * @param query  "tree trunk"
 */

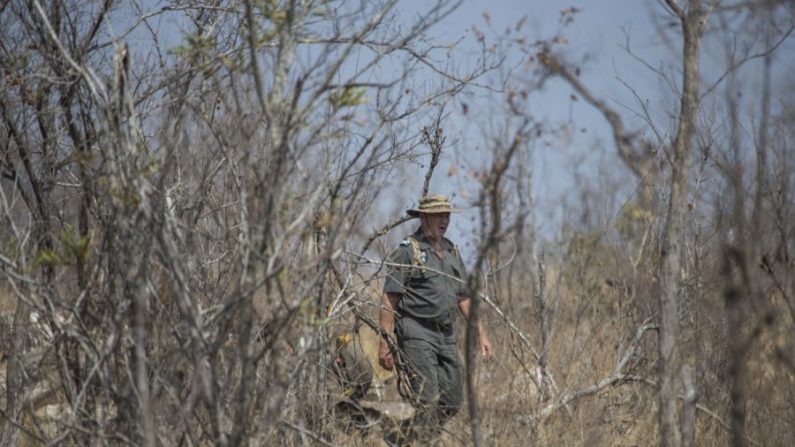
xmin=1 ymin=302 xmax=30 ymax=446
xmin=658 ymin=2 xmax=706 ymax=446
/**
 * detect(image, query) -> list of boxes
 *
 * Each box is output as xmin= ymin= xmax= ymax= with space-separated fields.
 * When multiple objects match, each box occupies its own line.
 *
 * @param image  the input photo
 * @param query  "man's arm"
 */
xmin=458 ymin=297 xmax=494 ymax=360
xmin=378 ymin=292 xmax=400 ymax=370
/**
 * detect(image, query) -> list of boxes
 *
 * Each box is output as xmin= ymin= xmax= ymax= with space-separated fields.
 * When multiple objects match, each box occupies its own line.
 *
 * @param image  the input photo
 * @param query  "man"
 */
xmin=379 ymin=194 xmax=493 ymax=443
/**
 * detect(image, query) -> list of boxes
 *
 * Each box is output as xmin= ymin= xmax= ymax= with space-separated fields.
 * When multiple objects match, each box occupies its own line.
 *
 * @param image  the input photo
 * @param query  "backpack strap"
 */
xmin=406 ymin=236 xmax=460 ymax=267
xmin=406 ymin=236 xmax=422 ymax=268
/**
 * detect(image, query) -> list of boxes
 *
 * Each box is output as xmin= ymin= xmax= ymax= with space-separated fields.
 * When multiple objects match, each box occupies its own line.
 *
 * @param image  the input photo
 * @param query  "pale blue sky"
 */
xmin=388 ymin=0 xmax=794 ymax=259
xmin=107 ymin=0 xmax=793 ymax=260
xmin=389 ymin=0 xmax=670 ymax=253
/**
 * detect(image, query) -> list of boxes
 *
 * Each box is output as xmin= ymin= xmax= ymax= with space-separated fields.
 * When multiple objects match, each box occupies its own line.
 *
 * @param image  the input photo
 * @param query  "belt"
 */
xmin=402 ymin=315 xmax=454 ymax=336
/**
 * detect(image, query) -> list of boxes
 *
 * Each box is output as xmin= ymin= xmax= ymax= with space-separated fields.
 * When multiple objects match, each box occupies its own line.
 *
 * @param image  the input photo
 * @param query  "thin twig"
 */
xmin=518 ymin=320 xmax=658 ymax=422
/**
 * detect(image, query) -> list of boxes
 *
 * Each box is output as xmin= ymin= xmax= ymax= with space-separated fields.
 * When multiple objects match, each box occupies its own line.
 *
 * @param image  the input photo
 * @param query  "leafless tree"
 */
xmin=537 ymin=1 xmax=793 ymax=446
xmin=2 ymin=1 xmax=793 ymax=446
xmin=0 ymin=0 xmax=503 ymax=444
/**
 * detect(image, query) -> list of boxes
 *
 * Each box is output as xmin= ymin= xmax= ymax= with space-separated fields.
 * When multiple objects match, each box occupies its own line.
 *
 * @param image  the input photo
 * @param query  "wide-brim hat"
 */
xmin=407 ymin=194 xmax=459 ymax=217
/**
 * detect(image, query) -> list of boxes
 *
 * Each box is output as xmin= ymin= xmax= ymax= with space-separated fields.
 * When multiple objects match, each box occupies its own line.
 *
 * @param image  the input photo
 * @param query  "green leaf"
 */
xmin=329 ymin=86 xmax=367 ymax=110
xmin=34 ymin=249 xmax=63 ymax=267
xmin=60 ymin=224 xmax=90 ymax=262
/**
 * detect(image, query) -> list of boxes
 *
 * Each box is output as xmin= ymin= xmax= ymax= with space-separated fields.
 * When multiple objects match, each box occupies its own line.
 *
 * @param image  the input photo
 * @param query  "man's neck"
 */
xmin=419 ymin=227 xmax=443 ymax=252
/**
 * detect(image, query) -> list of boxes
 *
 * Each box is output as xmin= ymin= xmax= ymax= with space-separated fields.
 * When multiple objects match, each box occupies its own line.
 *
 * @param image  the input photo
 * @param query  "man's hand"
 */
xmin=480 ymin=334 xmax=494 ymax=361
xmin=378 ymin=337 xmax=394 ymax=371
xmin=458 ymin=297 xmax=494 ymax=361
xmin=379 ymin=293 xmax=399 ymax=371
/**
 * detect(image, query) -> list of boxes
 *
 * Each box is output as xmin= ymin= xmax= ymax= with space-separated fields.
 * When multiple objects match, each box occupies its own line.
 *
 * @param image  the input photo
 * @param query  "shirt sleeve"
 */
xmin=383 ymin=244 xmax=411 ymax=295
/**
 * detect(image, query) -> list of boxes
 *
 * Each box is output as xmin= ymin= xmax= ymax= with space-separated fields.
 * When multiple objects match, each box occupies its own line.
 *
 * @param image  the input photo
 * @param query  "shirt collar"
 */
xmin=413 ymin=228 xmax=453 ymax=252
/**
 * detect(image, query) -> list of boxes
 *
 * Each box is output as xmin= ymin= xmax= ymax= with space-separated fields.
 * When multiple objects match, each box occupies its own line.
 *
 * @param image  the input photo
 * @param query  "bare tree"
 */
xmin=537 ymin=1 xmax=793 ymax=446
xmin=2 ymin=1 xmax=793 ymax=445
xmin=654 ymin=3 xmax=708 ymax=445
xmin=0 ymin=0 xmax=503 ymax=444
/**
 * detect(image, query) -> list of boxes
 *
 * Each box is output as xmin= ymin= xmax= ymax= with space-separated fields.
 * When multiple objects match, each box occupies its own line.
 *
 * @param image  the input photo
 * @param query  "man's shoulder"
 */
xmin=442 ymin=236 xmax=458 ymax=250
xmin=389 ymin=237 xmax=415 ymax=257
xmin=442 ymin=237 xmax=464 ymax=262
xmin=386 ymin=237 xmax=416 ymax=267
xmin=396 ymin=237 xmax=416 ymax=249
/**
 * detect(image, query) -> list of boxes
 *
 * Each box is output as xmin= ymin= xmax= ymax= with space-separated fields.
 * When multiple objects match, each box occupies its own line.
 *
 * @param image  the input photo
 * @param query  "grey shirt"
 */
xmin=383 ymin=229 xmax=469 ymax=324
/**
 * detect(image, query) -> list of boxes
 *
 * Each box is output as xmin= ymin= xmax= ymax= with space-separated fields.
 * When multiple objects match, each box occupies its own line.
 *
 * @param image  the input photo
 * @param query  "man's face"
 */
xmin=421 ymin=212 xmax=450 ymax=241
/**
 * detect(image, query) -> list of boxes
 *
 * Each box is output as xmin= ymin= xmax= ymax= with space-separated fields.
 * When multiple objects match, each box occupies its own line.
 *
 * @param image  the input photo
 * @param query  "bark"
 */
xmin=465 ymin=292 xmax=484 ymax=447
xmin=658 ymin=2 xmax=706 ymax=446
xmin=1 ymin=301 xmax=30 ymax=446
xmin=681 ymin=365 xmax=697 ymax=447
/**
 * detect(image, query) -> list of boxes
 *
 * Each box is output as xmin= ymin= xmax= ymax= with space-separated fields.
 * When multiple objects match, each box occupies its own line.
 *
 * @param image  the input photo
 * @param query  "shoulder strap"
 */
xmin=406 ymin=236 xmax=422 ymax=267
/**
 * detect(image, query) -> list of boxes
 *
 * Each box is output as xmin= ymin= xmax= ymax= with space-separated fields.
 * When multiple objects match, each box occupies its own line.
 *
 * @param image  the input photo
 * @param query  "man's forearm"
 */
xmin=459 ymin=297 xmax=488 ymax=339
xmin=378 ymin=293 xmax=400 ymax=370
xmin=379 ymin=293 xmax=400 ymax=337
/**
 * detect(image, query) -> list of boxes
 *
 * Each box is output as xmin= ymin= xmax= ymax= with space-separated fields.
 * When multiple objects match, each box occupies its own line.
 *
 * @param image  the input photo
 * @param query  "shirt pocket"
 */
xmin=409 ymin=265 xmax=439 ymax=279
xmin=408 ymin=266 xmax=438 ymax=286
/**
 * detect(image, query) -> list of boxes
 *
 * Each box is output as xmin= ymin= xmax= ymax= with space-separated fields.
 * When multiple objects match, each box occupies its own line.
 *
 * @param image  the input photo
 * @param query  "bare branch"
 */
xmin=539 ymin=51 xmax=651 ymax=179
xmin=519 ymin=320 xmax=658 ymax=421
xmin=700 ymin=24 xmax=795 ymax=101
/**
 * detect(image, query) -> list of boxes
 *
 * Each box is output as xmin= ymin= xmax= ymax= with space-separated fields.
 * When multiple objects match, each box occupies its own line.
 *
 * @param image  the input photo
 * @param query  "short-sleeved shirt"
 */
xmin=383 ymin=229 xmax=469 ymax=324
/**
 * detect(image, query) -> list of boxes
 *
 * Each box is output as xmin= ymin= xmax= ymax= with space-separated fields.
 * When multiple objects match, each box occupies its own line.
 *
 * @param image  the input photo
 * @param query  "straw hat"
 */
xmin=407 ymin=194 xmax=458 ymax=217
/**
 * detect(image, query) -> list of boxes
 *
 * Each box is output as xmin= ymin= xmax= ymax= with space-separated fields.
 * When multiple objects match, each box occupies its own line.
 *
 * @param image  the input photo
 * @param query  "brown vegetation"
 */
xmin=1 ymin=1 xmax=794 ymax=446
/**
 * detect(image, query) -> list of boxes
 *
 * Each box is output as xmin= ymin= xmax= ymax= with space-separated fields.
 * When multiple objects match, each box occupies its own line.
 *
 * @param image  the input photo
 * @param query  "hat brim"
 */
xmin=407 ymin=207 xmax=458 ymax=217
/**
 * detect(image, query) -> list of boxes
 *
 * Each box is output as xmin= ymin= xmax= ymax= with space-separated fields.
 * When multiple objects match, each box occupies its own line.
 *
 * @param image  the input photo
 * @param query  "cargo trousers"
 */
xmin=395 ymin=316 xmax=463 ymax=443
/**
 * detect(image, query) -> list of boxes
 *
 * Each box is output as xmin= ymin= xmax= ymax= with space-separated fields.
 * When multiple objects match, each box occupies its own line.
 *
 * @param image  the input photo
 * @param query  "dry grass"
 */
xmin=325 ymin=268 xmax=795 ymax=446
xmin=3 ymin=269 xmax=794 ymax=446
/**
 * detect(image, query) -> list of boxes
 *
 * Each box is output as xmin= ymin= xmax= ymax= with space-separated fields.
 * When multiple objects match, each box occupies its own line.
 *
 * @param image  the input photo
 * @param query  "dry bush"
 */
xmin=2 ymin=1 xmax=793 ymax=446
